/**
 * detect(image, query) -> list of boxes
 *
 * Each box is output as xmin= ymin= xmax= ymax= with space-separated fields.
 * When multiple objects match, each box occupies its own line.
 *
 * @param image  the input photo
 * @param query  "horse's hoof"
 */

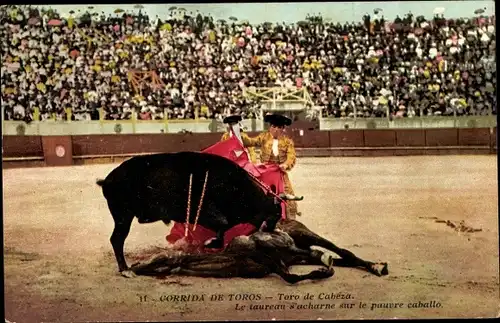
xmin=315 ymin=267 xmax=335 ymax=279
xmin=320 ymin=253 xmax=335 ymax=269
xmin=121 ymin=269 xmax=137 ymax=278
xmin=370 ymin=262 xmax=389 ymax=277
xmin=380 ymin=263 xmax=389 ymax=276
xmin=327 ymin=257 xmax=335 ymax=270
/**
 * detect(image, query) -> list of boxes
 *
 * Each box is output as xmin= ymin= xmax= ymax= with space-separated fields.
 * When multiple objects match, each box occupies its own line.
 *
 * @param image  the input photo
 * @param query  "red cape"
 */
xmin=166 ymin=134 xmax=287 ymax=253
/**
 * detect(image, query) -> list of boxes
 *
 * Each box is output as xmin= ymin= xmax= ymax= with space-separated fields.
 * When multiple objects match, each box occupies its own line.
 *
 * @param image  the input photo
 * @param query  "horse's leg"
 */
xmin=286 ymin=248 xmax=336 ymax=270
xmin=290 ymin=250 xmax=383 ymax=271
xmin=170 ymin=267 xmax=233 ymax=278
xmin=280 ymin=220 xmax=388 ymax=276
xmin=132 ymin=253 xmax=243 ymax=277
xmin=171 ymin=259 xmax=271 ymax=279
xmin=253 ymin=253 xmax=334 ymax=284
xmin=130 ymin=254 xmax=178 ymax=276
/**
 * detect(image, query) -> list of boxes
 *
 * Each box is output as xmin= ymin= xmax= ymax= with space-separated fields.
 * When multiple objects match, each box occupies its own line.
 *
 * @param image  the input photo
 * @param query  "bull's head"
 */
xmin=258 ymin=186 xmax=305 ymax=232
xmin=260 ymin=202 xmax=282 ymax=233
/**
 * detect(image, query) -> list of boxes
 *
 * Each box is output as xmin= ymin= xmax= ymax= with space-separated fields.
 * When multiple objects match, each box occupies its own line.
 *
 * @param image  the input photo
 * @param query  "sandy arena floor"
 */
xmin=3 ymin=155 xmax=499 ymax=322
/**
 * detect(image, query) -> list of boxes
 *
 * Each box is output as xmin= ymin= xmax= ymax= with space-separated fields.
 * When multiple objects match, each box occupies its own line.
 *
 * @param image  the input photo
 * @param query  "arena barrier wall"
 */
xmin=2 ymin=116 xmax=496 ymax=136
xmin=3 ymin=128 xmax=496 ymax=168
xmin=491 ymin=127 xmax=497 ymax=153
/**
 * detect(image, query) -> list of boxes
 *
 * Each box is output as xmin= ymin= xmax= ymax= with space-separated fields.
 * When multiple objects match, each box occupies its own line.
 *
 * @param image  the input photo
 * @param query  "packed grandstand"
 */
xmin=0 ymin=5 xmax=496 ymax=123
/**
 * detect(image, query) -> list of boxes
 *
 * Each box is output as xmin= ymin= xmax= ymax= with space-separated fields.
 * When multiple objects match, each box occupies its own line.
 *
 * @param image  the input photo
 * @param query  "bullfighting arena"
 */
xmin=3 ymin=155 xmax=498 ymax=321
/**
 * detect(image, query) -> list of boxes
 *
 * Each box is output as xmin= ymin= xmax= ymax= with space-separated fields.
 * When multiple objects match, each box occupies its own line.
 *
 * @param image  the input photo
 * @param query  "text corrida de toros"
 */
xmin=159 ymin=294 xmax=206 ymax=302
xmin=157 ymin=293 xmax=263 ymax=302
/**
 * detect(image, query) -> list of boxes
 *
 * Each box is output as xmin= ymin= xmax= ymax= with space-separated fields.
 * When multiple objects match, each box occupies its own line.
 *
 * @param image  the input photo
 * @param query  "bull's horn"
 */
xmin=279 ymin=193 xmax=304 ymax=201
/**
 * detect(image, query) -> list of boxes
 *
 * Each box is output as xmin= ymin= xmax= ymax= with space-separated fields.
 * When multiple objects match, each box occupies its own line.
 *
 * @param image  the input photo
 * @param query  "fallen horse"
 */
xmin=130 ymin=218 xmax=388 ymax=283
xmin=131 ymin=228 xmax=335 ymax=284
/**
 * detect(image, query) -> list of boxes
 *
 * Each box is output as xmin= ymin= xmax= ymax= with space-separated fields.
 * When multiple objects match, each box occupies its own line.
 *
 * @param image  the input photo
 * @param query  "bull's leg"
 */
xmin=108 ymin=201 xmax=136 ymax=276
xmin=203 ymin=212 xmax=229 ymax=249
xmin=281 ymin=220 xmax=388 ymax=277
xmin=204 ymin=228 xmax=225 ymax=249
xmin=199 ymin=204 xmax=228 ymax=249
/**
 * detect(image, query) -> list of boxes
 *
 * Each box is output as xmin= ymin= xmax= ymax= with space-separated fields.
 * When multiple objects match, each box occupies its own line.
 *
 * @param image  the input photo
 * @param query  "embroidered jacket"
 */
xmin=241 ymin=131 xmax=296 ymax=171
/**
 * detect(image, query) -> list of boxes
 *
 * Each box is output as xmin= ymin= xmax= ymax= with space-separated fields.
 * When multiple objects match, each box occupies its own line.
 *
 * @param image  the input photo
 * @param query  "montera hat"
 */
xmin=264 ymin=113 xmax=292 ymax=127
xmin=223 ymin=115 xmax=242 ymax=124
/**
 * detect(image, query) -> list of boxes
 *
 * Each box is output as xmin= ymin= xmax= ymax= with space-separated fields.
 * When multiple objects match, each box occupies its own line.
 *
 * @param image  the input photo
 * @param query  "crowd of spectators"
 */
xmin=0 ymin=5 xmax=496 ymax=122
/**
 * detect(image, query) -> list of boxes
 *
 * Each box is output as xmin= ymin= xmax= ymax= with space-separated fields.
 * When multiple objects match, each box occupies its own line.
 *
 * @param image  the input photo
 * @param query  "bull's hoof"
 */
xmin=121 ymin=269 xmax=137 ymax=278
xmin=370 ymin=262 xmax=389 ymax=277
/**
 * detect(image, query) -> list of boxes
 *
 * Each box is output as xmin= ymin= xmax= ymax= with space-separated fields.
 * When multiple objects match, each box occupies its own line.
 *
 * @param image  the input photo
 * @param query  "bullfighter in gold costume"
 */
xmin=221 ymin=115 xmax=257 ymax=164
xmin=241 ymin=114 xmax=299 ymax=219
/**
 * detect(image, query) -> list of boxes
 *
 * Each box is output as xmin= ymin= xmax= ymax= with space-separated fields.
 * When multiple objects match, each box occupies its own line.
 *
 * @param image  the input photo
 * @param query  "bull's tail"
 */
xmin=96 ymin=178 xmax=107 ymax=187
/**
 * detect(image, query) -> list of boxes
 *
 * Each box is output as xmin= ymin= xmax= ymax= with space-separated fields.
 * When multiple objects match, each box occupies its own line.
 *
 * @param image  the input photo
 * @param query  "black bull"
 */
xmin=97 ymin=151 xmax=293 ymax=273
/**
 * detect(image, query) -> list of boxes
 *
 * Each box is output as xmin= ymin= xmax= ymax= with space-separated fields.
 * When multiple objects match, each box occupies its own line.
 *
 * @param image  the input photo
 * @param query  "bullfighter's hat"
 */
xmin=223 ymin=115 xmax=242 ymax=125
xmin=264 ymin=113 xmax=292 ymax=127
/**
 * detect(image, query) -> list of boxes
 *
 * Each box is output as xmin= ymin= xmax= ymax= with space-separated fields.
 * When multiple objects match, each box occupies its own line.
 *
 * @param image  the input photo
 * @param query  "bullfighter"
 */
xmin=220 ymin=115 xmax=257 ymax=164
xmin=242 ymin=113 xmax=300 ymax=219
